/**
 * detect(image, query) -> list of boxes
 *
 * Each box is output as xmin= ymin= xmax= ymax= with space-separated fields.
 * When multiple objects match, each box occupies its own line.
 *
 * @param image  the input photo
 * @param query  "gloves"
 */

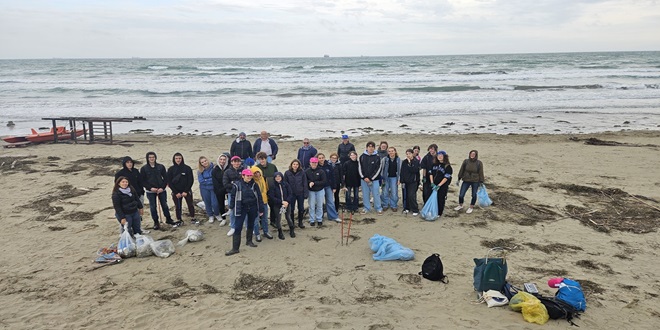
xmin=431 ymin=184 xmax=439 ymax=191
xmin=422 ymin=177 xmax=426 ymax=184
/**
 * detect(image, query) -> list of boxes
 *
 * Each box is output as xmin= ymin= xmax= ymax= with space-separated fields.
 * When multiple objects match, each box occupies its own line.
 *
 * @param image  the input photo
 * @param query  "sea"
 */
xmin=1 ymin=51 xmax=659 ymax=139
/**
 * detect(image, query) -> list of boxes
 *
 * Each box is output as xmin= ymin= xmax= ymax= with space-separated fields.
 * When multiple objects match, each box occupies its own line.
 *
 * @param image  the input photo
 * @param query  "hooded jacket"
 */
xmin=284 ymin=167 xmax=308 ymax=198
xmin=112 ymin=186 xmax=143 ymax=219
xmin=250 ymin=166 xmax=268 ymax=204
xmin=140 ymin=152 xmax=167 ymax=191
xmin=358 ymin=150 xmax=383 ymax=181
xmin=229 ymin=178 xmax=263 ymax=217
xmin=400 ymin=157 xmax=420 ymax=185
xmin=198 ymin=161 xmax=215 ymax=191
xmin=342 ymin=158 xmax=361 ymax=188
xmin=167 ymin=153 xmax=194 ymax=194
xmin=230 ymin=138 xmax=254 ymax=160
xmin=305 ymin=165 xmax=326 ymax=192
xmin=319 ymin=161 xmax=340 ymax=190
xmin=114 ymin=156 xmax=143 ymax=196
xmin=256 ymin=161 xmax=278 ymax=189
xmin=337 ymin=141 xmax=356 ymax=164
xmin=457 ymin=150 xmax=484 ymax=183
xmin=212 ymin=154 xmax=230 ymax=196
xmin=223 ymin=164 xmax=244 ymax=193
xmin=252 ymin=138 xmax=279 ymax=159
xmin=268 ymin=172 xmax=293 ymax=208
xmin=297 ymin=144 xmax=318 ymax=169
xmin=420 ymin=152 xmax=436 ymax=180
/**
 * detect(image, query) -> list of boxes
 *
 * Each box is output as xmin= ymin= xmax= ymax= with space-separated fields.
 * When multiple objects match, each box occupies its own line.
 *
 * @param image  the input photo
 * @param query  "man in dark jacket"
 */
xmin=212 ymin=153 xmax=229 ymax=224
xmin=305 ymin=157 xmax=326 ymax=226
xmin=358 ymin=141 xmax=384 ymax=215
xmin=140 ymin=151 xmax=176 ymax=230
xmin=115 ymin=156 xmax=144 ymax=203
xmin=166 ymin=152 xmax=194 ymax=226
xmin=253 ymin=131 xmax=279 ymax=162
xmin=420 ymin=144 xmax=438 ymax=204
xmin=337 ymin=134 xmax=356 ymax=164
xmin=222 ymin=156 xmax=244 ymax=235
xmin=230 ymin=132 xmax=254 ymax=160
xmin=297 ymin=138 xmax=318 ymax=169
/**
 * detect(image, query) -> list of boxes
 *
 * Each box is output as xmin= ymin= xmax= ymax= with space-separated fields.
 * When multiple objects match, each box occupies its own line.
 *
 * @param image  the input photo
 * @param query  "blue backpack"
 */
xmin=556 ymin=278 xmax=587 ymax=312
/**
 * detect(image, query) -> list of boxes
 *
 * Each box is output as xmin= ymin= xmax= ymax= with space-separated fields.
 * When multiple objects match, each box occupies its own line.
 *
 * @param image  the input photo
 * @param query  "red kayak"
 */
xmin=2 ymin=136 xmax=28 ymax=144
xmin=25 ymin=127 xmax=85 ymax=143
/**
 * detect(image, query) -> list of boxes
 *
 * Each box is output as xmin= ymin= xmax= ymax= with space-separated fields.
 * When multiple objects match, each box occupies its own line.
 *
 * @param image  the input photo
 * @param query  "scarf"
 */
xmin=119 ymin=187 xmax=132 ymax=196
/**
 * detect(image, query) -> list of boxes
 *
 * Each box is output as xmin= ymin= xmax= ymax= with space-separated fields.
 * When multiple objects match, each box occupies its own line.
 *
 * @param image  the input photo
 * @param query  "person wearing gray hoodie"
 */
xmin=455 ymin=149 xmax=485 ymax=214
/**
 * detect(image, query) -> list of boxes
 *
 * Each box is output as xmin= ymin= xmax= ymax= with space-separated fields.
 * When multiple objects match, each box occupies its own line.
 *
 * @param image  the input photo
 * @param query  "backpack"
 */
xmin=556 ymin=278 xmax=587 ymax=312
xmin=419 ymin=253 xmax=447 ymax=283
xmin=537 ymin=296 xmax=580 ymax=326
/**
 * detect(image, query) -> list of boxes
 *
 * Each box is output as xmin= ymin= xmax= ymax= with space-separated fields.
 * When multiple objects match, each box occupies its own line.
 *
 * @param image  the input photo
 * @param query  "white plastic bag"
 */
xmin=117 ymin=225 xmax=136 ymax=258
xmin=177 ymin=229 xmax=204 ymax=247
xmin=150 ymin=239 xmax=175 ymax=258
xmin=135 ymin=234 xmax=155 ymax=258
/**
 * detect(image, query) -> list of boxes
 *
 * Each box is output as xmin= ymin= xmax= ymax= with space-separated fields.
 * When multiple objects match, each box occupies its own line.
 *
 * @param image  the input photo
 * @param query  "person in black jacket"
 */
xmin=114 ymin=156 xmax=143 ymax=203
xmin=420 ymin=144 xmax=438 ymax=204
xmin=342 ymin=151 xmax=361 ymax=212
xmin=212 ymin=153 xmax=229 ymax=224
xmin=329 ymin=153 xmax=342 ymax=212
xmin=400 ymin=149 xmax=421 ymax=215
xmin=305 ymin=157 xmax=327 ymax=226
xmin=112 ymin=176 xmax=144 ymax=236
xmin=223 ymin=156 xmax=244 ymax=235
xmin=337 ymin=134 xmax=356 ymax=164
xmin=225 ymin=168 xmax=264 ymax=256
xmin=140 ymin=151 xmax=175 ymax=230
xmin=166 ymin=152 xmax=194 ymax=226
xmin=268 ymin=172 xmax=294 ymax=239
xmin=429 ymin=151 xmax=453 ymax=217
xmin=230 ymin=132 xmax=254 ymax=160
xmin=358 ymin=141 xmax=384 ymax=215
xmin=284 ymin=159 xmax=308 ymax=229
xmin=318 ymin=153 xmax=340 ymax=222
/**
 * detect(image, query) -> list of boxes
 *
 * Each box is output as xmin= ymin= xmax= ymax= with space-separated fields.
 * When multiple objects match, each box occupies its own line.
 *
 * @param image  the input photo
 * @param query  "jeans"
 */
xmin=323 ymin=186 xmax=338 ymax=220
xmin=199 ymin=186 xmax=220 ymax=217
xmin=234 ymin=203 xmax=257 ymax=239
xmin=289 ymin=193 xmax=305 ymax=220
xmin=402 ymin=182 xmax=419 ymax=213
xmin=228 ymin=195 xmax=236 ymax=228
xmin=308 ymin=189 xmax=325 ymax=223
xmin=254 ymin=203 xmax=270 ymax=235
xmin=383 ymin=177 xmax=399 ymax=209
xmin=345 ymin=187 xmax=359 ymax=212
xmin=172 ymin=191 xmax=195 ymax=221
xmin=116 ymin=210 xmax=142 ymax=235
xmin=146 ymin=192 xmax=173 ymax=225
xmin=360 ymin=179 xmax=382 ymax=212
xmin=380 ymin=179 xmax=388 ymax=207
xmin=459 ymin=181 xmax=480 ymax=206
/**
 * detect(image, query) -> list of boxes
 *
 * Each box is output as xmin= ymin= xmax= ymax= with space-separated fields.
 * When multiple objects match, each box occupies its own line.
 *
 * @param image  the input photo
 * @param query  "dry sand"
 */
xmin=1 ymin=130 xmax=659 ymax=329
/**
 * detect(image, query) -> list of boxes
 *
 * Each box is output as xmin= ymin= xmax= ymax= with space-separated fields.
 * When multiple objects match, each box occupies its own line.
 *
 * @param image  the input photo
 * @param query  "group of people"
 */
xmin=111 ymin=131 xmax=485 ymax=256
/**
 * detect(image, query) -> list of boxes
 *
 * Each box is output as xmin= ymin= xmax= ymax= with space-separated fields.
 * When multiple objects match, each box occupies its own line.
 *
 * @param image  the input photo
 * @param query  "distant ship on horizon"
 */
xmin=323 ymin=54 xmax=329 ymax=58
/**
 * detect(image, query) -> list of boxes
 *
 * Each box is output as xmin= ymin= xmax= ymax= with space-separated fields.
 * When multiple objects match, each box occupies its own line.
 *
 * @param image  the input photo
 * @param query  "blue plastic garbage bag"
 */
xmin=369 ymin=234 xmax=415 ymax=261
xmin=477 ymin=184 xmax=492 ymax=208
xmin=420 ymin=190 xmax=439 ymax=221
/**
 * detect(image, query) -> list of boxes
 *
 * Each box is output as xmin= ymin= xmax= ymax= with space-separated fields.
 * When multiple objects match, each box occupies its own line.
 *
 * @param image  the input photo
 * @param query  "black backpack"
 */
xmin=419 ymin=253 xmax=447 ymax=283
xmin=537 ymin=296 xmax=580 ymax=327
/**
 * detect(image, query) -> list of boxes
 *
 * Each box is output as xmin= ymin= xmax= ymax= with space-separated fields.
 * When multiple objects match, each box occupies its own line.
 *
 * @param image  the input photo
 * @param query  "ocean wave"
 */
xmin=453 ymin=71 xmax=508 ymax=75
xmin=578 ymin=65 xmax=618 ymax=69
xmin=513 ymin=84 xmax=602 ymax=91
xmin=398 ymin=86 xmax=481 ymax=92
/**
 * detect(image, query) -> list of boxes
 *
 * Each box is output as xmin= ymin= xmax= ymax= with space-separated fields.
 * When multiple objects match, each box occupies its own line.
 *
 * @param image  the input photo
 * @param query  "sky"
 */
xmin=0 ymin=0 xmax=659 ymax=59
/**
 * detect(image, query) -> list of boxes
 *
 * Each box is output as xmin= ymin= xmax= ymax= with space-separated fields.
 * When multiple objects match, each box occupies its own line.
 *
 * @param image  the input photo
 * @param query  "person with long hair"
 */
xmin=305 ymin=157 xmax=327 ymax=226
xmin=223 ymin=156 xmax=244 ymax=235
xmin=212 ymin=153 xmax=229 ymax=226
xmin=225 ymin=169 xmax=263 ymax=256
xmin=284 ymin=159 xmax=308 ymax=228
xmin=112 ymin=176 xmax=144 ymax=236
xmin=197 ymin=156 xmax=220 ymax=224
xmin=317 ymin=153 xmax=340 ymax=222
xmin=420 ymin=144 xmax=438 ymax=204
xmin=429 ymin=151 xmax=453 ymax=217
xmin=400 ymin=149 xmax=420 ymax=215
xmin=342 ymin=151 xmax=361 ymax=213
xmin=455 ymin=150 xmax=484 ymax=214
xmin=382 ymin=147 xmax=402 ymax=212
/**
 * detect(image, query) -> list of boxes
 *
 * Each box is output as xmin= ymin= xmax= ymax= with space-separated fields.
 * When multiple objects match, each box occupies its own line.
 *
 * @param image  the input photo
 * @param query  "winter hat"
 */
xmin=239 ymin=132 xmax=246 ymax=137
xmin=241 ymin=169 xmax=253 ymax=176
xmin=309 ymin=157 xmax=319 ymax=163
xmin=244 ymin=157 xmax=255 ymax=167
xmin=438 ymin=150 xmax=447 ymax=156
xmin=231 ymin=156 xmax=241 ymax=162
xmin=341 ymin=134 xmax=349 ymax=139
xmin=548 ymin=277 xmax=564 ymax=288
xmin=274 ymin=172 xmax=284 ymax=179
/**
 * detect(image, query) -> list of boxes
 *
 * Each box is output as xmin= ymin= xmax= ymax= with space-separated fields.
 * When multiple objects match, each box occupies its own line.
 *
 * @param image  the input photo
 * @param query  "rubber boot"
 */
xmin=225 ymin=235 xmax=241 ymax=256
xmin=287 ymin=215 xmax=296 ymax=238
xmin=297 ymin=211 xmax=305 ymax=229
xmin=277 ymin=228 xmax=285 ymax=240
xmin=246 ymin=231 xmax=257 ymax=247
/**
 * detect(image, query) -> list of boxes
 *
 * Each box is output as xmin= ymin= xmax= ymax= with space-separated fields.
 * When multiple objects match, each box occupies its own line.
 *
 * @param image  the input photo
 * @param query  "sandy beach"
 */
xmin=1 ymin=130 xmax=659 ymax=329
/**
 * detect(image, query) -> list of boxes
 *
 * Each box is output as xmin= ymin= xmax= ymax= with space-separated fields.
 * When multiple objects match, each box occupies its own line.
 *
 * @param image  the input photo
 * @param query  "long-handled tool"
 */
xmin=345 ymin=210 xmax=353 ymax=246
xmin=340 ymin=208 xmax=345 ymax=246
xmin=157 ymin=193 xmax=164 ymax=225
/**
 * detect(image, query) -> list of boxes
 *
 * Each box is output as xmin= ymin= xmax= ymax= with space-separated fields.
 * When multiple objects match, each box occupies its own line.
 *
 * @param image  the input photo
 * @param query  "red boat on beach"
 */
xmin=25 ymin=127 xmax=85 ymax=143
xmin=2 ymin=135 xmax=29 ymax=144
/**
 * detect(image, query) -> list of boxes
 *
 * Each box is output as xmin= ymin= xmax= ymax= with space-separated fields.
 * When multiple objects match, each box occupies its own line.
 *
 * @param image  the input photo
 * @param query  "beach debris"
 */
xmin=487 ymin=189 xmax=557 ymax=225
xmin=118 ymin=226 xmax=137 ymax=258
xmin=232 ymin=273 xmax=294 ymax=300
xmin=523 ymin=242 xmax=583 ymax=254
xmin=480 ymin=238 xmax=519 ymax=251
xmin=136 ymin=235 xmax=155 ymax=257
xmin=6 ymin=121 xmax=15 ymax=127
xmin=569 ymin=137 xmax=659 ymax=148
xmin=150 ymin=240 xmax=175 ymax=258
xmin=176 ymin=229 xmax=204 ymax=247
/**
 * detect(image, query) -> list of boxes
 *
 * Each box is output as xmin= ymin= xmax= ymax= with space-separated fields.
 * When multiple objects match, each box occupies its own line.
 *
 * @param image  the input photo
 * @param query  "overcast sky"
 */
xmin=1 ymin=0 xmax=658 ymax=59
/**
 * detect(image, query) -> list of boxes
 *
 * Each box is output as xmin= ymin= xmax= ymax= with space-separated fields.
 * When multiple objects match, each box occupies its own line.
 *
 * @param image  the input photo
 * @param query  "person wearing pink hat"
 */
xmin=225 ymin=168 xmax=264 ymax=256
xmin=222 ymin=156 xmax=244 ymax=236
xmin=305 ymin=157 xmax=327 ymax=227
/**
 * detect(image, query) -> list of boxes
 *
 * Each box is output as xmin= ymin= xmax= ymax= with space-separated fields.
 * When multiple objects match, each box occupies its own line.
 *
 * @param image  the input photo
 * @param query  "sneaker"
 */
xmin=165 ymin=219 xmax=176 ymax=225
xmin=227 ymin=228 xmax=235 ymax=236
xmin=208 ymin=216 xmax=215 ymax=223
xmin=412 ymin=212 xmax=419 ymax=216
xmin=466 ymin=207 xmax=474 ymax=214
xmin=454 ymin=205 xmax=463 ymax=211
xmin=218 ymin=219 xmax=227 ymax=227
xmin=153 ymin=224 xmax=161 ymax=230
xmin=142 ymin=230 xmax=151 ymax=234
xmin=382 ymin=207 xmax=389 ymax=212
xmin=317 ymin=221 xmax=323 ymax=227
xmin=360 ymin=210 xmax=368 ymax=215
xmin=330 ymin=218 xmax=342 ymax=223
xmin=310 ymin=222 xmax=316 ymax=227
xmin=256 ymin=234 xmax=262 ymax=242
xmin=377 ymin=211 xmax=383 ymax=215
xmin=172 ymin=221 xmax=183 ymax=228
xmin=403 ymin=210 xmax=409 ymax=215
xmin=392 ymin=208 xmax=398 ymax=212
xmin=192 ymin=218 xmax=200 ymax=225
xmin=264 ymin=232 xmax=273 ymax=239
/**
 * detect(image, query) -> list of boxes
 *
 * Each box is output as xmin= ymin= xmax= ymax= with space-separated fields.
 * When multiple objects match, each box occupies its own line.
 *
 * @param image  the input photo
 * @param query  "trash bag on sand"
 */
xmin=510 ymin=291 xmax=549 ymax=325
xmin=420 ymin=190 xmax=439 ymax=221
xmin=477 ymin=184 xmax=493 ymax=208
xmin=150 ymin=240 xmax=175 ymax=258
xmin=369 ymin=234 xmax=415 ymax=261
xmin=177 ymin=229 xmax=204 ymax=247
xmin=135 ymin=234 xmax=155 ymax=258
xmin=117 ymin=225 xmax=136 ymax=258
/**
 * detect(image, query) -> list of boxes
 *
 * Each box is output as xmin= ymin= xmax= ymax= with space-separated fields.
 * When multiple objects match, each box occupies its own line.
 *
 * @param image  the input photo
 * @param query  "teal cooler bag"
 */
xmin=473 ymin=247 xmax=507 ymax=292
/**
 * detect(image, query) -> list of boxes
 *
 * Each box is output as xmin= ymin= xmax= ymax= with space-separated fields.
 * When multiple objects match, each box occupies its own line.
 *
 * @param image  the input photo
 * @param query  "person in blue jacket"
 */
xmin=253 ymin=130 xmax=279 ymax=162
xmin=297 ymin=138 xmax=318 ymax=169
xmin=197 ymin=156 xmax=220 ymax=224
xmin=225 ymin=168 xmax=263 ymax=256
